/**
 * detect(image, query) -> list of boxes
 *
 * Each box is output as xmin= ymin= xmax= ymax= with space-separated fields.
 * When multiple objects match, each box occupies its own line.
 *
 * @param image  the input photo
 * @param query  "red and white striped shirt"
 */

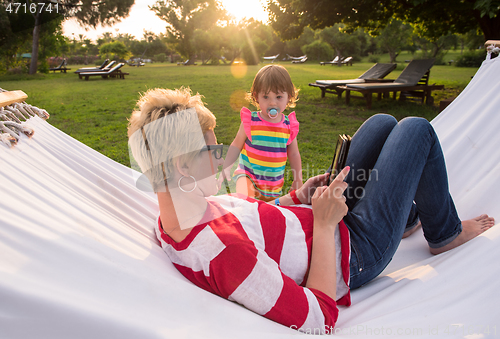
xmin=155 ymin=194 xmax=351 ymax=334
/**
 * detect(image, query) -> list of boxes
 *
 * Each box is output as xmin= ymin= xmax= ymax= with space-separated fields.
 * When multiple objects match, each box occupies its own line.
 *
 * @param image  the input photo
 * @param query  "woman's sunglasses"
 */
xmin=200 ymin=144 xmax=224 ymax=159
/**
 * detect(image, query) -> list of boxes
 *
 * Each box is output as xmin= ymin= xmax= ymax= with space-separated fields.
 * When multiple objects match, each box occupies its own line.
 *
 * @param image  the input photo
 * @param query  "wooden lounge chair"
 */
xmin=128 ymin=58 xmax=146 ymax=67
xmin=75 ymin=60 xmax=115 ymax=74
xmin=89 ymin=59 xmax=110 ymax=70
xmin=339 ymin=59 xmax=444 ymax=108
xmin=78 ymin=63 xmax=129 ymax=81
xmin=309 ymin=63 xmax=397 ymax=98
xmin=263 ymin=54 xmax=279 ymax=63
xmin=340 ymin=56 xmax=353 ymax=66
xmin=291 ymin=56 xmax=307 ymax=63
xmin=177 ymin=59 xmax=196 ymax=66
xmin=320 ymin=56 xmax=340 ymax=65
xmin=49 ymin=59 xmax=71 ymax=73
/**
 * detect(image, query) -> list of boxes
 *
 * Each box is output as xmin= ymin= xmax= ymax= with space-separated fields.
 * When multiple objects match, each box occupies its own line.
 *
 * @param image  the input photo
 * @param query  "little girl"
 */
xmin=225 ymin=64 xmax=303 ymax=202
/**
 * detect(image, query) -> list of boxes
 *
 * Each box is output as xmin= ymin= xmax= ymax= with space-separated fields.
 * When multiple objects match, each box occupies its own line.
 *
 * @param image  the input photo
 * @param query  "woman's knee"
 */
xmin=396 ymin=117 xmax=438 ymax=148
xmin=367 ymin=113 xmax=398 ymax=127
xmin=399 ymin=117 xmax=435 ymax=135
xmin=358 ymin=114 xmax=397 ymax=137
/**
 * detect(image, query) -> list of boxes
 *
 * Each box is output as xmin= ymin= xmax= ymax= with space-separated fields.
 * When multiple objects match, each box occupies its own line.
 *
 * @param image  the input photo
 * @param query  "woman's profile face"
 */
xmin=190 ymin=130 xmax=223 ymax=197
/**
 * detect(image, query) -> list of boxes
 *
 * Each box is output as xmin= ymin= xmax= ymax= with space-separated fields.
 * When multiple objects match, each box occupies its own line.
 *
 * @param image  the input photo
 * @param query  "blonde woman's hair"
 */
xmin=127 ymin=87 xmax=216 ymax=192
xmin=247 ymin=64 xmax=299 ymax=109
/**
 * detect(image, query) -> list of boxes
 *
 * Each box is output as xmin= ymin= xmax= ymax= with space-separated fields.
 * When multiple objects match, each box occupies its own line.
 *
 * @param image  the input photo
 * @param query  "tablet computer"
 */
xmin=327 ymin=134 xmax=351 ymax=185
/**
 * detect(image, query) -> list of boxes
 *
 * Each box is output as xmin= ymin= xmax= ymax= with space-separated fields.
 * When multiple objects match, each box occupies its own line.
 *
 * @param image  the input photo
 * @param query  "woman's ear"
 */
xmin=175 ymin=157 xmax=190 ymax=177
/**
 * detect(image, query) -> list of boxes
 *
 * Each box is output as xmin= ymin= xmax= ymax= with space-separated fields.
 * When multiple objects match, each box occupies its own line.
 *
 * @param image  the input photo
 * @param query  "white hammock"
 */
xmin=1 ymin=55 xmax=500 ymax=338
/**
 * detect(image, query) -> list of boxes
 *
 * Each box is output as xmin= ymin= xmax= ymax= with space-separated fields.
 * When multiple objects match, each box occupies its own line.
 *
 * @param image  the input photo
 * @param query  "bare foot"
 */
xmin=430 ymin=214 xmax=495 ymax=255
xmin=402 ymin=222 xmax=421 ymax=238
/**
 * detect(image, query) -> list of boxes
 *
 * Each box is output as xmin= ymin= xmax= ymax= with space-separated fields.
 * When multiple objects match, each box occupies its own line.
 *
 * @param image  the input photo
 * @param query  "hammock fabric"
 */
xmin=1 ymin=56 xmax=500 ymax=338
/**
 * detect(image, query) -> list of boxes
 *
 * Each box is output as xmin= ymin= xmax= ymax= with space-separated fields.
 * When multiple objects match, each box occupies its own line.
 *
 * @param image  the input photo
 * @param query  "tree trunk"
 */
xmin=476 ymin=13 xmax=500 ymax=41
xmin=29 ymin=11 xmax=42 ymax=75
xmin=388 ymin=50 xmax=399 ymax=63
xmin=389 ymin=51 xmax=396 ymax=63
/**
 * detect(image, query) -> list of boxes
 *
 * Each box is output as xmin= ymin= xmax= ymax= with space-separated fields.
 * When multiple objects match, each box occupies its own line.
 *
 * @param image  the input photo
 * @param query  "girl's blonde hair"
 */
xmin=247 ymin=64 xmax=299 ymax=109
xmin=127 ymin=87 xmax=216 ymax=192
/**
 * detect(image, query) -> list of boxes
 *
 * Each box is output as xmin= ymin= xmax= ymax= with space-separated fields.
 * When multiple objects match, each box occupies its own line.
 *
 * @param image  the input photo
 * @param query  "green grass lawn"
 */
xmin=0 ymin=60 xmax=478 ymax=191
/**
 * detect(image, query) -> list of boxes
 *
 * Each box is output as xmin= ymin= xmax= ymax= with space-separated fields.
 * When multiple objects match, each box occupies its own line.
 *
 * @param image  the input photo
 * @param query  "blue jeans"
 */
xmin=343 ymin=114 xmax=462 ymax=289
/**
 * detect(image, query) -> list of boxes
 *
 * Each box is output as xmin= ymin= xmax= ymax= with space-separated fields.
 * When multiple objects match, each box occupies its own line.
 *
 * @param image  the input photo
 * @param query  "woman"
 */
xmin=127 ymin=87 xmax=494 ymax=334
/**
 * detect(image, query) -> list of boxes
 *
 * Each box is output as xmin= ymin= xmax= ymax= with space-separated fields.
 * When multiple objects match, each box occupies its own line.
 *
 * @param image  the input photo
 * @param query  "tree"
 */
xmin=219 ymin=22 xmax=243 ymax=63
xmin=151 ymin=0 xmax=224 ymax=64
xmin=267 ymin=0 xmax=500 ymax=41
xmin=412 ymin=34 xmax=459 ymax=64
xmin=0 ymin=2 xmax=67 ymax=73
xmin=239 ymin=19 xmax=274 ymax=65
xmin=284 ymin=26 xmax=315 ymax=57
xmin=0 ymin=2 xmax=34 ymax=72
xmin=99 ymin=41 xmax=131 ymax=60
xmin=319 ymin=25 xmax=362 ymax=61
xmin=302 ymin=40 xmax=333 ymax=61
xmin=37 ymin=17 xmax=67 ymax=71
xmin=193 ymin=28 xmax=218 ymax=64
xmin=11 ymin=0 xmax=134 ymax=74
xmin=457 ymin=29 xmax=486 ymax=52
xmin=377 ymin=19 xmax=413 ymax=63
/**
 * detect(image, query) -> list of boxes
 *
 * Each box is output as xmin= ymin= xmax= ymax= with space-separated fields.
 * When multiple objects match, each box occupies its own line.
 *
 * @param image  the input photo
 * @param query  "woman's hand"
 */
xmin=311 ymin=167 xmax=350 ymax=227
xmin=295 ymin=173 xmax=330 ymax=204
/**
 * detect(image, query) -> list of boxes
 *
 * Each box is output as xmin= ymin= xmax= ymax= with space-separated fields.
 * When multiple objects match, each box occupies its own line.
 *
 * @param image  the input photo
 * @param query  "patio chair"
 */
xmin=78 ymin=63 xmax=129 ymax=80
xmin=74 ymin=60 xmax=115 ymax=74
xmin=340 ymin=59 xmax=444 ymax=108
xmin=320 ymin=56 xmax=340 ymax=65
xmin=49 ymin=59 xmax=71 ymax=73
xmin=309 ymin=63 xmax=397 ymax=98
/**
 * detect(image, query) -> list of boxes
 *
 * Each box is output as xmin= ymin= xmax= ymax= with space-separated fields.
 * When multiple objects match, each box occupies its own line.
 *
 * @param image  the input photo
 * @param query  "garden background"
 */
xmin=0 ymin=53 xmax=478 ymax=191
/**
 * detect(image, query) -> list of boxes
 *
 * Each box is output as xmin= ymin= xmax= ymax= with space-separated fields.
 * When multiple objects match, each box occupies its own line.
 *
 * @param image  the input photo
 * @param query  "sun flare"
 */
xmin=219 ymin=0 xmax=268 ymax=23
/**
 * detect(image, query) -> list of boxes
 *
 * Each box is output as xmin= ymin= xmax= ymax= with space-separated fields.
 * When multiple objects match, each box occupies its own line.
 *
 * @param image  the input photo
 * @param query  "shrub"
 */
xmin=66 ymin=55 xmax=100 ymax=65
xmin=67 ymin=55 xmax=86 ymax=65
xmin=302 ymin=40 xmax=334 ymax=61
xmin=154 ymin=53 xmax=167 ymax=63
xmin=368 ymin=55 xmax=380 ymax=63
xmin=47 ymin=57 xmax=64 ymax=68
xmin=7 ymin=66 xmax=25 ymax=75
xmin=38 ymin=61 xmax=50 ymax=74
xmin=455 ymin=50 xmax=488 ymax=67
xmin=95 ymin=58 xmax=107 ymax=66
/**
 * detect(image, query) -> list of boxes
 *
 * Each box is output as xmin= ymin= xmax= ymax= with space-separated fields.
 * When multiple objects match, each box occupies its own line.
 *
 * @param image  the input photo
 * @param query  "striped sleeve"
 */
xmin=208 ymin=242 xmax=339 ymax=333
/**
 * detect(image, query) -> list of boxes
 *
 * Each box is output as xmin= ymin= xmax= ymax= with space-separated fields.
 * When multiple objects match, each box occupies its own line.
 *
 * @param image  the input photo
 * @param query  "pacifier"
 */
xmin=267 ymin=108 xmax=279 ymax=119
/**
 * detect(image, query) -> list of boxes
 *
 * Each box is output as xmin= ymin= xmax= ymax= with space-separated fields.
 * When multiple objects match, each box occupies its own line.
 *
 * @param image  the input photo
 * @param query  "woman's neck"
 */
xmin=157 ymin=187 xmax=208 ymax=243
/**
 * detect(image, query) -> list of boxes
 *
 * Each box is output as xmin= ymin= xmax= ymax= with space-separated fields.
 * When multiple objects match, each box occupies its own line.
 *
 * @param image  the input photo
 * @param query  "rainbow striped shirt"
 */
xmin=235 ymin=107 xmax=299 ymax=198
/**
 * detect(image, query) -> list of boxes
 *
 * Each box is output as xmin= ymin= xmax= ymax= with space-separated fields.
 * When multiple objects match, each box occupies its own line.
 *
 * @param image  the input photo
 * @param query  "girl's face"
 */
xmin=256 ymin=91 xmax=289 ymax=121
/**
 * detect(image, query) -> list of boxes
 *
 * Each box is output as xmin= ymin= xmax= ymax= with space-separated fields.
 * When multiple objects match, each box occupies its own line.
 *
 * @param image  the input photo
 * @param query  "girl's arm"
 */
xmin=222 ymin=122 xmax=247 ymax=179
xmin=287 ymin=138 xmax=303 ymax=189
